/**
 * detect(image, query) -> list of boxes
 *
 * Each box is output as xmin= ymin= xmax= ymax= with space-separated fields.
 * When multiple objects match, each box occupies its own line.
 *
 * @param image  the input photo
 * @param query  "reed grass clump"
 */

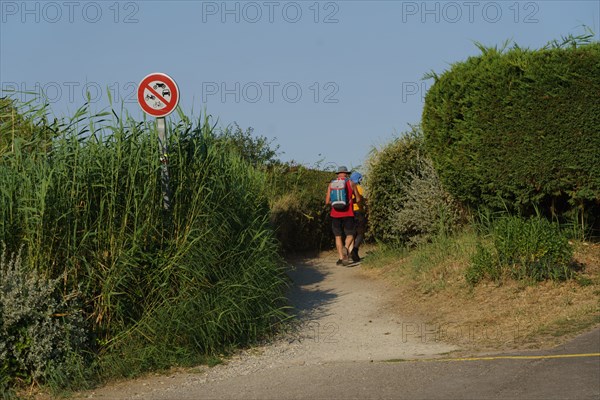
xmin=0 ymin=98 xmax=288 ymax=388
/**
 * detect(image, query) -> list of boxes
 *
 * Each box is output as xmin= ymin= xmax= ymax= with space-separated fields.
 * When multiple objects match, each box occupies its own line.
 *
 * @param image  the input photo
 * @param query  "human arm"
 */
xmin=350 ymin=181 xmax=361 ymax=203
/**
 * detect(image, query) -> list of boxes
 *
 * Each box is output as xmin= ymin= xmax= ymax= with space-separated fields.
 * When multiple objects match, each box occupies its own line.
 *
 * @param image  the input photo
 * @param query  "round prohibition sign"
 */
xmin=137 ymin=73 xmax=180 ymax=117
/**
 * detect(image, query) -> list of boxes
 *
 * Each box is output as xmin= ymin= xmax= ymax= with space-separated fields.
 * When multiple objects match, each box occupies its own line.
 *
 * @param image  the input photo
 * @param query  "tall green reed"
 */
xmin=1 ymin=98 xmax=288 ymax=385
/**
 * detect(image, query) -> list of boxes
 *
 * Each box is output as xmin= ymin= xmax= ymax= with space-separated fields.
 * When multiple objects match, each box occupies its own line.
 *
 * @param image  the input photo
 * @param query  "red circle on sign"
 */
xmin=137 ymin=72 xmax=180 ymax=117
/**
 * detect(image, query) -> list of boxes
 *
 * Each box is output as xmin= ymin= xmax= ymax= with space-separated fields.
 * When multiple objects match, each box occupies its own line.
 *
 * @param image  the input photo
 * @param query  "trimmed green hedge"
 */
xmin=423 ymin=43 xmax=600 ymax=229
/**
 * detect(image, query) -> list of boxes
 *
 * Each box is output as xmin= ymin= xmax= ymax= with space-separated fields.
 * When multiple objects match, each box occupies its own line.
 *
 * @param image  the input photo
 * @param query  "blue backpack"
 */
xmin=329 ymin=178 xmax=349 ymax=211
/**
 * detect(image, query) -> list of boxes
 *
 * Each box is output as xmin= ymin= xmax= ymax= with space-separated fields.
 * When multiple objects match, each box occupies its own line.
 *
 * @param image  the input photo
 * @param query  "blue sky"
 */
xmin=1 ymin=0 xmax=598 ymax=169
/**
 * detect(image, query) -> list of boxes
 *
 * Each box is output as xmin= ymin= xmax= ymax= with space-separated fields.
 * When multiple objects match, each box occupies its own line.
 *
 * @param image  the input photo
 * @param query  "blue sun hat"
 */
xmin=350 ymin=171 xmax=363 ymax=184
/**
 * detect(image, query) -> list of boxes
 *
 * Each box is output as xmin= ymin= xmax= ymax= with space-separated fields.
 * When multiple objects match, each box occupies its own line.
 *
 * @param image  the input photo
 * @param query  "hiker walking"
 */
xmin=326 ymin=166 xmax=361 ymax=266
xmin=350 ymin=171 xmax=367 ymax=262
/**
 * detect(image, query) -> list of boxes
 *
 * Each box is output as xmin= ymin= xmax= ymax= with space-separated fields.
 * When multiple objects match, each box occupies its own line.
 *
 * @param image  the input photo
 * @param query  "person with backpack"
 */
xmin=350 ymin=171 xmax=367 ymax=262
xmin=326 ymin=166 xmax=361 ymax=266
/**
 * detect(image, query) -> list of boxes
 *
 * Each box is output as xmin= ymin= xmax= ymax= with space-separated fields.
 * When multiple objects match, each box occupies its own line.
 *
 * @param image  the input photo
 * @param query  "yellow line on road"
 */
xmin=385 ymin=353 xmax=600 ymax=363
xmin=439 ymin=353 xmax=600 ymax=362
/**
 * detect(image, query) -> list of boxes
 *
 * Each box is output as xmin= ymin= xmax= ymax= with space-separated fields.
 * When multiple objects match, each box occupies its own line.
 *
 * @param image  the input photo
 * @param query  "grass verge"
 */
xmin=361 ymin=230 xmax=600 ymax=353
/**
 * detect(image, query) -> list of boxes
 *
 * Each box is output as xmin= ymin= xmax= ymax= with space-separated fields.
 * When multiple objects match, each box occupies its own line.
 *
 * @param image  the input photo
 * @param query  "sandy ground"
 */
xmin=76 ymin=251 xmax=459 ymax=399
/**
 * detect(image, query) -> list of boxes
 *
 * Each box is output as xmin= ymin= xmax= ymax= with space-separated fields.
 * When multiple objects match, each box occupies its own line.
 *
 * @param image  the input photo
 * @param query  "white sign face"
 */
xmin=137 ymin=73 xmax=180 ymax=117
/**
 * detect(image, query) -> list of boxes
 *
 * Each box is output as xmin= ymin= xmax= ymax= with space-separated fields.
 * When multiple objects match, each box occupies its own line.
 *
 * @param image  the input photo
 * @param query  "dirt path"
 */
xmin=79 ymin=251 xmax=458 ymax=399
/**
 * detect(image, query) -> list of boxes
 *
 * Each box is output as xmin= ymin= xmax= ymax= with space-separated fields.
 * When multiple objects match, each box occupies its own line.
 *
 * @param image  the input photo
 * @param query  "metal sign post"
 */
xmin=137 ymin=72 xmax=180 ymax=216
xmin=157 ymin=117 xmax=171 ymax=211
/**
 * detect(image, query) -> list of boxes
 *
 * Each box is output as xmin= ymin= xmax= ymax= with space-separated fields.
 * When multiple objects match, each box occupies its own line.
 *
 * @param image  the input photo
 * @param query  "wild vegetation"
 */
xmin=0 ymin=94 xmax=336 ymax=395
xmin=0 ymin=98 xmax=296 ymax=395
xmin=367 ymin=32 xmax=598 ymax=257
xmin=466 ymin=214 xmax=575 ymax=285
xmin=364 ymin=33 xmax=599 ymax=347
xmin=268 ymin=164 xmax=334 ymax=253
xmin=365 ymin=126 xmax=463 ymax=246
xmin=215 ymin=122 xmax=335 ymax=253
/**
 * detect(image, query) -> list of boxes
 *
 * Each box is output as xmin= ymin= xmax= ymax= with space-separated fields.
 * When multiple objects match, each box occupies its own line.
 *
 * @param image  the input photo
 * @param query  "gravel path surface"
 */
xmin=79 ymin=252 xmax=458 ymax=399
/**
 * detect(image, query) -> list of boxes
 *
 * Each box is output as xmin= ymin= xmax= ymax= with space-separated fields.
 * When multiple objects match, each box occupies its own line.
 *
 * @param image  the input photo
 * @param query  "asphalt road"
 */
xmin=171 ymin=327 xmax=599 ymax=400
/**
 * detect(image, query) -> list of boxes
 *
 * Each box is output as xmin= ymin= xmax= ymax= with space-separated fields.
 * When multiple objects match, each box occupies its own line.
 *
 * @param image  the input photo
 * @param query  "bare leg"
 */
xmin=344 ymin=235 xmax=354 ymax=256
xmin=335 ymin=236 xmax=345 ymax=260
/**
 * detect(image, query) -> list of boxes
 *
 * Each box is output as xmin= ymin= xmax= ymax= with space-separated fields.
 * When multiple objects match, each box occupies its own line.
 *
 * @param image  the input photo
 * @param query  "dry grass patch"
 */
xmin=362 ymin=233 xmax=600 ymax=354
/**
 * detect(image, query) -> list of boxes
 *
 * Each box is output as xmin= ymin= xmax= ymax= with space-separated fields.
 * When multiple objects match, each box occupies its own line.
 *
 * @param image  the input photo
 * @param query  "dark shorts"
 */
xmin=331 ymin=216 xmax=356 ymax=237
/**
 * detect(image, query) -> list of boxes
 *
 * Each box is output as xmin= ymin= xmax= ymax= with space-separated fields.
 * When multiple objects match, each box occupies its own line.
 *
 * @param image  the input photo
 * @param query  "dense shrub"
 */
xmin=268 ymin=165 xmax=333 ymax=253
xmin=466 ymin=215 xmax=574 ymax=285
xmin=0 ymin=245 xmax=87 ymax=388
xmin=392 ymin=157 xmax=463 ymax=246
xmin=423 ymin=41 xmax=600 ymax=233
xmin=366 ymin=126 xmax=425 ymax=243
xmin=215 ymin=123 xmax=281 ymax=168
xmin=366 ymin=126 xmax=462 ymax=244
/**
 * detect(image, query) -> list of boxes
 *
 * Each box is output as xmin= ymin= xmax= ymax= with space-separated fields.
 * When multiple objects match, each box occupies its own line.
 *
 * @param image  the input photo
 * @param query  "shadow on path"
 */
xmin=284 ymin=256 xmax=337 ymax=321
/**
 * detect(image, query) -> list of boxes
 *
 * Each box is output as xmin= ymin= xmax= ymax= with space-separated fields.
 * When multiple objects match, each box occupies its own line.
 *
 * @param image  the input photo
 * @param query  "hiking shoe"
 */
xmin=342 ymin=256 xmax=351 ymax=266
xmin=351 ymin=248 xmax=360 ymax=262
xmin=336 ymin=259 xmax=343 ymax=266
